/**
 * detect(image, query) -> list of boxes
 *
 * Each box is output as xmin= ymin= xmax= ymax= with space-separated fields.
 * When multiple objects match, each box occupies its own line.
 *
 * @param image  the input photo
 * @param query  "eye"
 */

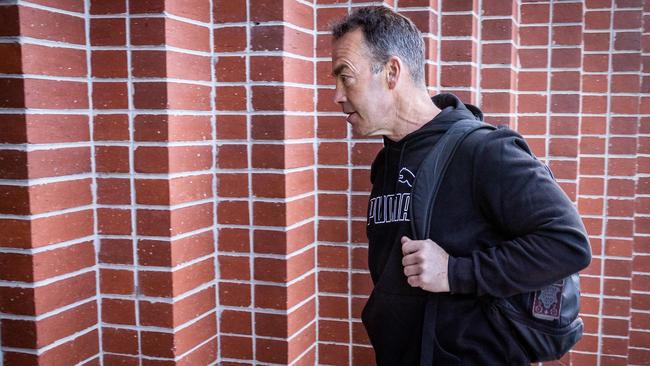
xmin=340 ymin=75 xmax=353 ymax=86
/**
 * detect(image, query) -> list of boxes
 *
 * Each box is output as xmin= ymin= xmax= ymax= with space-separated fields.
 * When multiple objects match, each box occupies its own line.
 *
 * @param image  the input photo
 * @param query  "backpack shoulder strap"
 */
xmin=409 ymin=120 xmax=496 ymax=240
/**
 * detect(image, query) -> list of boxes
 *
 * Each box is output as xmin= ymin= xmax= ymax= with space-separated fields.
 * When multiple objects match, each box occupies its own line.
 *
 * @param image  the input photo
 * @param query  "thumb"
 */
xmin=401 ymin=236 xmax=411 ymax=245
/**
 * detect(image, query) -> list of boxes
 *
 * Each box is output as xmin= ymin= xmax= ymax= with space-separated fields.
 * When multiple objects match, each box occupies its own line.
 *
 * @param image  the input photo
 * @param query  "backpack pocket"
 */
xmin=493 ymin=300 xmax=584 ymax=362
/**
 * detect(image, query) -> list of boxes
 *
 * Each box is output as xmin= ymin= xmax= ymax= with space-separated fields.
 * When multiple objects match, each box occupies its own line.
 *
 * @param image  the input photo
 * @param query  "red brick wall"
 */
xmin=0 ymin=0 xmax=648 ymax=365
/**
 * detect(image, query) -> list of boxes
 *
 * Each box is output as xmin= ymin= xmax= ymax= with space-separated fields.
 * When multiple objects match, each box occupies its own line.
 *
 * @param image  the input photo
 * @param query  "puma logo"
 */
xmin=398 ymin=168 xmax=415 ymax=188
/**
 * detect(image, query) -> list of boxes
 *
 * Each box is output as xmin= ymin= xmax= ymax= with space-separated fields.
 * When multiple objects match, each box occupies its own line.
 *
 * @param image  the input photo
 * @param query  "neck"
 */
xmin=385 ymin=87 xmax=440 ymax=141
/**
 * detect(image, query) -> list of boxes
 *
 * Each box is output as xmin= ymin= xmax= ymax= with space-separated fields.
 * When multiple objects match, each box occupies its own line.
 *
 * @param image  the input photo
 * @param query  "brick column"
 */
xmin=219 ymin=0 xmax=318 ymax=364
xmin=94 ymin=0 xmax=219 ymax=364
xmin=0 ymin=2 xmax=99 ymax=365
xmin=632 ymin=2 xmax=650 ymax=364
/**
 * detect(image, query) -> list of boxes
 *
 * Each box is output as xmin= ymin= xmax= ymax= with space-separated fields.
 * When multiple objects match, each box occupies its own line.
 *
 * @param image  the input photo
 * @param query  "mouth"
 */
xmin=345 ymin=111 xmax=357 ymax=123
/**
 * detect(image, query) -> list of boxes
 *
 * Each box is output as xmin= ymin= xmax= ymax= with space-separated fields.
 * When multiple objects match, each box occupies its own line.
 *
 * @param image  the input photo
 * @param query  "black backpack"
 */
xmin=410 ymin=119 xmax=584 ymax=364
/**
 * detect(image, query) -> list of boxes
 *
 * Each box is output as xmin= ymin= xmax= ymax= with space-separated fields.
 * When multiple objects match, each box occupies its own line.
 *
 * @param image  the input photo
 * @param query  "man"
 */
xmin=330 ymin=7 xmax=591 ymax=365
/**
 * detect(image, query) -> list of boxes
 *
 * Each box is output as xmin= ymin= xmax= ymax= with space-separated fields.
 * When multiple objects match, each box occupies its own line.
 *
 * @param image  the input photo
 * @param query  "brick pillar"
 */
xmin=439 ymin=0 xmax=478 ymax=103
xmin=478 ymin=0 xmax=517 ymax=127
xmin=0 ymin=2 xmax=99 ymax=365
xmin=218 ymin=0 xmax=318 ymax=364
xmin=632 ymin=2 xmax=650 ymax=364
xmin=94 ymin=0 xmax=219 ymax=364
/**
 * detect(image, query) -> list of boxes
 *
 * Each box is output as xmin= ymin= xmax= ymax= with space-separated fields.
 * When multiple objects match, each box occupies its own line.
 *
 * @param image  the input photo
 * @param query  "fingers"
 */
xmin=403 ymin=264 xmax=421 ymax=277
xmin=407 ymin=275 xmax=421 ymax=287
xmin=402 ymin=253 xmax=420 ymax=266
xmin=401 ymin=236 xmax=421 ymax=255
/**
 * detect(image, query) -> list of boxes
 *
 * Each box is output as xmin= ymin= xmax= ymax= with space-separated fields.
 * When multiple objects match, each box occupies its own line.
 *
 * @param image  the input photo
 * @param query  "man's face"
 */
xmin=331 ymin=28 xmax=392 ymax=137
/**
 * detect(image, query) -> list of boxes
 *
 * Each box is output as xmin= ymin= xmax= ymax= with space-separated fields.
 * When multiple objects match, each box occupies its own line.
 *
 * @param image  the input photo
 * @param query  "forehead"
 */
xmin=331 ymin=28 xmax=370 ymax=66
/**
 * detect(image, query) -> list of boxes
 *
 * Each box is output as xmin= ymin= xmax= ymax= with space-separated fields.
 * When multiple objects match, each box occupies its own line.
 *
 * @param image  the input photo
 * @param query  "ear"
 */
xmin=386 ymin=56 xmax=402 ymax=90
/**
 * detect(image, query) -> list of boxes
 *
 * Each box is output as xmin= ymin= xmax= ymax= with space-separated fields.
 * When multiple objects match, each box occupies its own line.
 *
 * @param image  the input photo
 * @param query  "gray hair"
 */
xmin=331 ymin=6 xmax=425 ymax=84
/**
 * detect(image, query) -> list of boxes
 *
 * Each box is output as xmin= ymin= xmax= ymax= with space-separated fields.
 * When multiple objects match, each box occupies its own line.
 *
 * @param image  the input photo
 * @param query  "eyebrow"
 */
xmin=332 ymin=64 xmax=349 ymax=77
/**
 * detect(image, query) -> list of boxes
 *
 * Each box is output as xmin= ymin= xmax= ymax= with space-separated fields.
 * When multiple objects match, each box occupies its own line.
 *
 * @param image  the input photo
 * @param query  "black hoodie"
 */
xmin=362 ymin=94 xmax=591 ymax=365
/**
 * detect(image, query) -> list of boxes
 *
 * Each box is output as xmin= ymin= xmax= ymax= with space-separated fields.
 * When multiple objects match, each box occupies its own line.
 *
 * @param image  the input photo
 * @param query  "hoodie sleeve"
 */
xmin=447 ymin=128 xmax=591 ymax=298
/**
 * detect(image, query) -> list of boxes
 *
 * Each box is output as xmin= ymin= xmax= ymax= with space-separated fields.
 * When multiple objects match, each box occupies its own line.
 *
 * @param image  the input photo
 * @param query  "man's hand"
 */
xmin=401 ymin=236 xmax=450 ymax=293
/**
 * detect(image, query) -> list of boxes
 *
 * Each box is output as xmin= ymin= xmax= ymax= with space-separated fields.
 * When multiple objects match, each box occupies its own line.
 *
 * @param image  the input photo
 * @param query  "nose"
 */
xmin=333 ymin=83 xmax=346 ymax=104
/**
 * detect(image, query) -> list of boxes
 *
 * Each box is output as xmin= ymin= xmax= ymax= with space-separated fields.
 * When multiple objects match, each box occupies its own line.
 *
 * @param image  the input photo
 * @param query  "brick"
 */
xmin=216 ymin=56 xmax=246 ymax=82
xmin=319 ymin=193 xmax=348 ymax=217
xmin=319 ymin=319 xmax=349 ymax=343
xmin=131 ymin=17 xmax=165 ymax=45
xmin=614 ymin=10 xmax=642 ymax=29
xmin=136 ymin=114 xmax=211 ymax=142
xmin=131 ymin=50 xmax=166 ymax=78
xmin=174 ymin=312 xmax=217 ymax=354
xmin=218 ymin=228 xmax=250 ymax=252
xmin=482 ymin=19 xmax=512 ymax=41
xmin=551 ymin=48 xmax=581 ymax=68
xmin=584 ymin=32 xmax=610 ymax=52
xmin=96 ymin=178 xmax=130 ymax=206
xmin=216 ymin=114 xmax=246 ymax=140
xmin=93 ymin=82 xmax=128 ymax=109
xmin=166 ymin=18 xmax=210 ymax=52
xmin=351 ymin=169 xmax=372 ymax=193
xmin=318 ymin=219 xmax=348 ymax=243
xmin=615 ymin=31 xmax=641 ymax=51
xmin=103 ymin=327 xmax=139 ymax=354
xmin=1 ymin=209 xmax=94 ymax=249
xmin=252 ymin=86 xmax=314 ymax=112
xmin=319 ymin=343 xmax=348 ymax=365
xmin=1 ymin=178 xmax=90 ymax=215
xmin=214 ymin=26 xmax=247 ymax=52
xmin=100 ymin=268 xmax=134 ymax=295
xmin=139 ymin=203 xmax=212 ymax=236
xmin=91 ymin=50 xmax=128 ymax=79
xmin=518 ymin=49 xmax=548 ymax=68
xmin=141 ymin=331 xmax=174 ymax=358
xmin=93 ymin=114 xmax=128 ymax=141
xmin=252 ymin=114 xmax=315 ymax=140
xmin=177 ymin=338 xmax=218 ymax=366
xmin=4 ymin=330 xmax=99 ymax=366
xmin=135 ymin=146 xmax=212 ymax=173
xmin=481 ymin=68 xmax=513 ymax=89
xmin=21 ymin=43 xmax=86 ymax=77
xmin=1 ymin=271 xmax=95 ymax=316
xmin=219 ymin=255 xmax=250 ymax=280
xmin=256 ymin=312 xmax=288 ymax=338
xmin=222 ymin=335 xmax=253 ymax=360
xmin=19 ymin=6 xmax=85 ymax=44
xmin=517 ymin=71 xmax=546 ymax=91
xmin=90 ymin=18 xmax=126 ymax=47
xmin=441 ymin=14 xmax=474 ymax=37
xmin=553 ymin=25 xmax=582 ymax=46
xmin=98 ymin=207 xmax=131 ymax=236
xmin=95 ymin=146 xmax=129 ymax=173
xmin=613 ymin=53 xmax=641 ymax=71
xmin=214 ymin=0 xmax=246 ymax=22
xmin=216 ymin=86 xmax=247 ymax=111
xmin=520 ymin=26 xmax=548 ymax=46
xmin=318 ymin=270 xmax=348 ymax=294
xmin=166 ymin=0 xmax=210 ymax=22
xmin=553 ymin=2 xmax=583 ymax=23
xmin=101 ymin=298 xmax=135 ymax=325
xmin=219 ymin=282 xmax=251 ymax=307
xmin=251 ymin=25 xmax=313 ymax=58
xmin=253 ymin=221 xmax=314 ymax=255
xmin=135 ymin=82 xmax=212 ymax=110
xmin=99 ymin=238 xmax=133 ymax=265
xmin=91 ymin=0 xmax=126 ymax=14
xmin=221 ymin=310 xmax=252 ymax=334
xmin=217 ymin=200 xmax=249 ymax=225
xmin=521 ymin=3 xmax=549 ymax=23
xmin=1 ymin=78 xmax=88 ymax=109
xmin=482 ymin=92 xmax=513 ymax=114
xmin=612 ymin=74 xmax=641 ymax=94
xmin=250 ymin=56 xmax=314 ymax=85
